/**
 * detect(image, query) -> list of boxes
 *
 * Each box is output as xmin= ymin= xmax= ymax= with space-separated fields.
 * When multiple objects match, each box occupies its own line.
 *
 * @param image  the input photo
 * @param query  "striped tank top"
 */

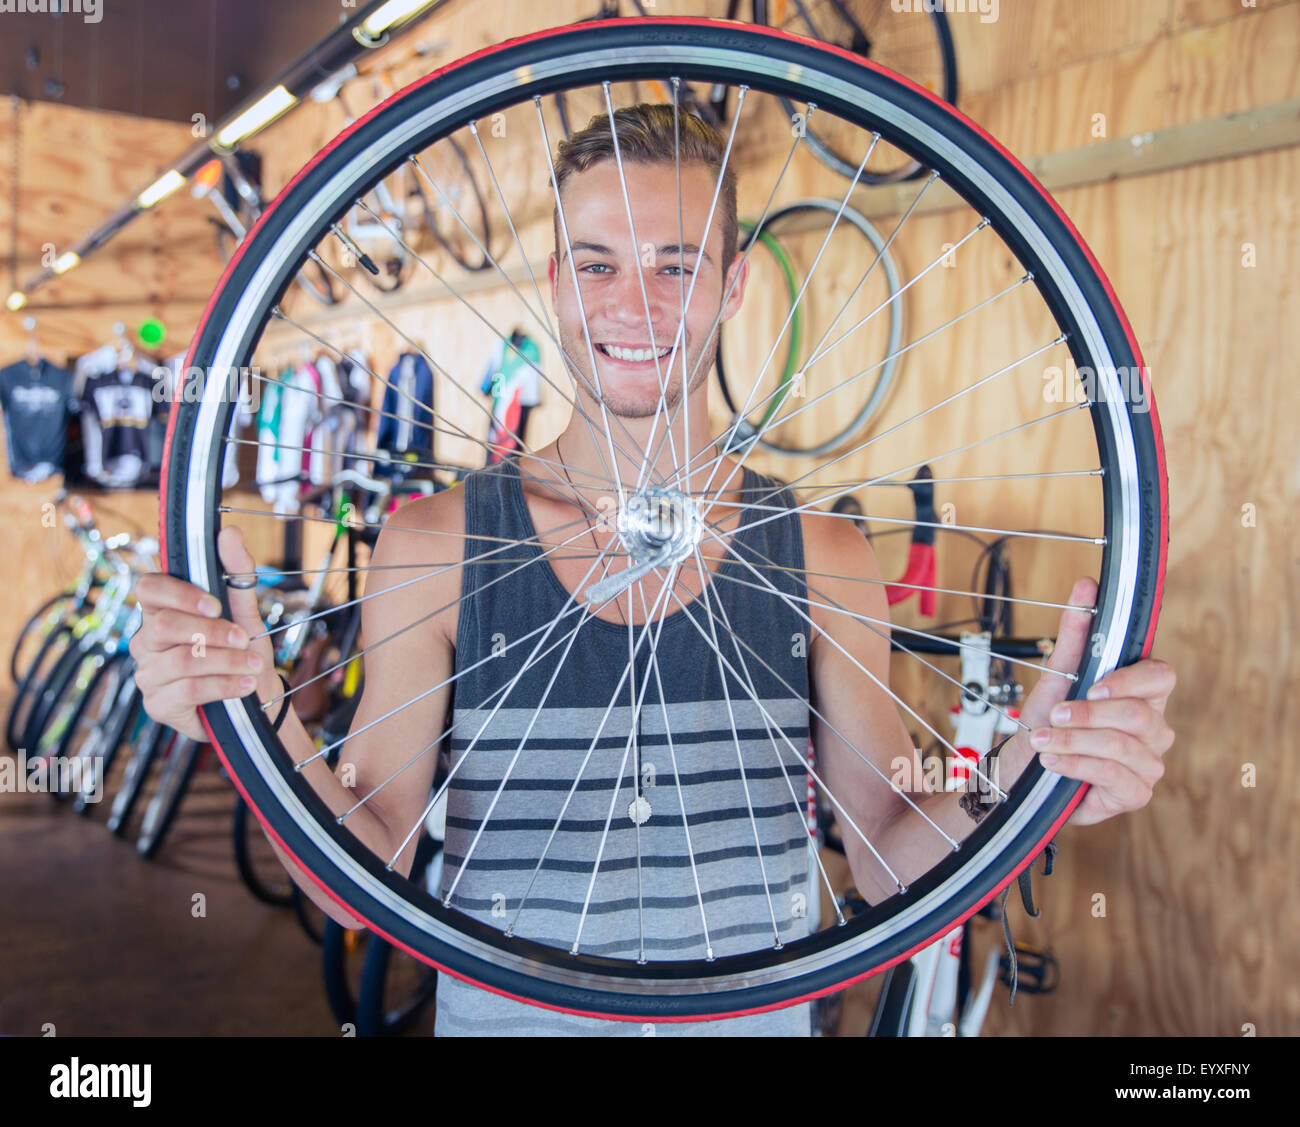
xmin=435 ymin=457 xmax=814 ymax=1036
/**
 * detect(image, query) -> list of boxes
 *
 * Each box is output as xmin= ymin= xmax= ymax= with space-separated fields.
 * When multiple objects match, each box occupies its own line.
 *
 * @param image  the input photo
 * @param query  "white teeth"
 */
xmin=600 ymin=344 xmax=672 ymax=362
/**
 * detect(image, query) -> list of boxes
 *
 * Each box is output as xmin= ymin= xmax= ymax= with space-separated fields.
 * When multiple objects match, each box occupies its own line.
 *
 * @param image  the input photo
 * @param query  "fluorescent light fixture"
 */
xmin=5 ymin=291 xmax=26 ymax=311
xmin=137 ymin=169 xmax=187 ymax=209
xmin=214 ymin=85 xmax=297 ymax=148
xmin=53 ymin=252 xmax=80 ymax=275
xmin=357 ymin=0 xmax=437 ymax=42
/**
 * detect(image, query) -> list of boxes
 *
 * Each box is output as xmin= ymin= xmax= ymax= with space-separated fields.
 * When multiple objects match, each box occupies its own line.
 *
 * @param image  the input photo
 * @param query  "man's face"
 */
xmin=547 ymin=159 xmax=747 ymax=420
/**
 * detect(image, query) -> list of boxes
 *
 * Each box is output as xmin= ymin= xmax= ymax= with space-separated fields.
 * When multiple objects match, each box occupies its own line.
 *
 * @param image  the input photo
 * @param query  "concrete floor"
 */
xmin=0 ymin=708 xmax=349 ymax=1036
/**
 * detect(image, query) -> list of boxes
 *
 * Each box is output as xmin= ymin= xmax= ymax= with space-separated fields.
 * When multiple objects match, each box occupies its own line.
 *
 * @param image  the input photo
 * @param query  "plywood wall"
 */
xmin=0 ymin=0 xmax=1295 ymax=1035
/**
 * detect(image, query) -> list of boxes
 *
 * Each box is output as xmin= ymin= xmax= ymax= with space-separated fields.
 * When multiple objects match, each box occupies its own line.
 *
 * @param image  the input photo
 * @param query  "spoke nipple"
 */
xmin=773 ymin=940 xmax=784 ymax=951
xmin=569 ymin=944 xmax=580 ymax=957
xmin=504 ymin=926 xmax=514 ymax=939
xmin=442 ymin=898 xmax=452 ymax=910
xmin=706 ymin=948 xmax=715 ymax=962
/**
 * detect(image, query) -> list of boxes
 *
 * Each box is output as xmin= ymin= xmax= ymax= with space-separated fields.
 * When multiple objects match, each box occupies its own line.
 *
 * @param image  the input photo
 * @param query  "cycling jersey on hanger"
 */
xmin=480 ymin=331 xmax=541 ymax=465
xmin=377 ymin=352 xmax=434 ymax=461
xmin=257 ymin=365 xmax=319 ymax=512
xmin=80 ymin=367 xmax=161 ymax=488
xmin=0 ymin=358 xmax=76 ymax=482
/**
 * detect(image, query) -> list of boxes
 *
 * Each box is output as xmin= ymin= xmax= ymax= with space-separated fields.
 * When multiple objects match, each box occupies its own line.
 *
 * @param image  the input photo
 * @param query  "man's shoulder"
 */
xmin=366 ymin=484 xmax=467 ymax=648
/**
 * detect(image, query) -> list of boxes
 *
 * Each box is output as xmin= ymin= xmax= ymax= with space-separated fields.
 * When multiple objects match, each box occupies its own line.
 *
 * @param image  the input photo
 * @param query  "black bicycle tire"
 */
xmin=73 ymin=675 xmax=142 ymax=815
xmin=355 ymin=934 xmax=440 ymax=1037
xmin=19 ymin=634 xmax=91 ymax=757
xmin=162 ymin=18 xmax=1168 ymax=1021
xmin=424 ymin=134 xmax=495 ymax=273
xmin=320 ymin=919 xmax=362 ymax=1028
xmin=136 ymin=736 xmax=202 ymax=859
xmin=106 ymin=718 xmax=168 ymax=835
xmin=9 ymin=591 xmax=75 ymax=686
xmin=46 ymin=649 xmax=131 ymax=798
xmin=355 ymin=833 xmax=443 ymax=1037
xmin=6 ymin=623 xmax=75 ymax=752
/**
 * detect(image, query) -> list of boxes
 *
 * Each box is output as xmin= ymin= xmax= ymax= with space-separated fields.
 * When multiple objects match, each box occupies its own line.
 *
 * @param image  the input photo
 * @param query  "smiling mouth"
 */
xmin=596 ymin=342 xmax=675 ymax=364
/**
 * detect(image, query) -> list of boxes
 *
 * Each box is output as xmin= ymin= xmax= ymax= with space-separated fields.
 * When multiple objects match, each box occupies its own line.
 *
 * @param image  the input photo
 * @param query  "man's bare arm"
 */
xmin=236 ymin=493 xmax=461 ymax=927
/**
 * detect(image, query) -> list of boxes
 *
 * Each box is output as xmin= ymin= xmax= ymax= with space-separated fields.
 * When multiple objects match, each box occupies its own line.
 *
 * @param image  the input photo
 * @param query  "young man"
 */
xmin=131 ymin=105 xmax=1176 ymax=1036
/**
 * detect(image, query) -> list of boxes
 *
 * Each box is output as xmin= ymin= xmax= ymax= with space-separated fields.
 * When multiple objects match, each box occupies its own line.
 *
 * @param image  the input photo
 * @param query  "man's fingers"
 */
xmin=1045 ymin=695 xmax=1175 ymax=756
xmin=1084 ymin=657 xmax=1177 ymax=713
xmin=1019 ymin=576 xmax=1098 ymax=729
xmin=217 ymin=526 xmax=267 ymax=640
xmin=134 ymin=571 xmax=226 ymax=620
xmin=1033 ymin=726 xmax=1165 ymax=789
xmin=1036 ymin=734 xmax=1160 ymax=808
xmin=146 ymin=671 xmax=261 ymax=719
xmin=133 ymin=643 xmax=265 ymax=693
xmin=130 ymin=607 xmax=250 ymax=655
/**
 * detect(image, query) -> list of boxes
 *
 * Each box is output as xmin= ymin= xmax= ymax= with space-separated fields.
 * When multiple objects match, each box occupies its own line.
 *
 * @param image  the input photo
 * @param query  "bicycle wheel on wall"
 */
xmin=161 ymin=18 xmax=1166 ymax=1022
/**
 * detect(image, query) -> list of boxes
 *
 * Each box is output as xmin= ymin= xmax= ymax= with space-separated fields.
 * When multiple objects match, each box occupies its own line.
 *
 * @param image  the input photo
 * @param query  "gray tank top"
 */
xmin=435 ymin=457 xmax=815 ymax=1036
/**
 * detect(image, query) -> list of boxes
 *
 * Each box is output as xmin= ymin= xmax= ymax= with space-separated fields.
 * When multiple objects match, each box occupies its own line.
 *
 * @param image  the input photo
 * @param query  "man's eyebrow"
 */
xmin=562 ymin=240 xmax=713 ymax=266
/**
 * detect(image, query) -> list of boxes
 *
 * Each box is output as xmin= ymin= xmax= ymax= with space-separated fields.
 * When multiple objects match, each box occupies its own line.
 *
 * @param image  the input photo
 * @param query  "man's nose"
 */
xmin=601 ymin=265 xmax=669 ymax=335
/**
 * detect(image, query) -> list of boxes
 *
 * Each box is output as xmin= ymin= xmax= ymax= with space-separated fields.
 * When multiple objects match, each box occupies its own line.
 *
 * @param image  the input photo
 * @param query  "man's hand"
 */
xmin=1006 ymin=576 xmax=1176 ymax=827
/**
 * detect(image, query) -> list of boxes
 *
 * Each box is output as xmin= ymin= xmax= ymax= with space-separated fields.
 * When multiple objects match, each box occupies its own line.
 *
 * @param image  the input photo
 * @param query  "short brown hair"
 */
xmin=551 ymin=102 xmax=739 ymax=276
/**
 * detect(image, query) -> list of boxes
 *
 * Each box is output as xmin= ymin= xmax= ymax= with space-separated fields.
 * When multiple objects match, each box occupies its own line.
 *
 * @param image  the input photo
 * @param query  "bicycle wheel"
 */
xmin=765 ymin=0 xmax=958 ymax=183
xmin=72 ymin=670 xmax=142 ymax=814
xmin=136 ymin=735 xmax=202 ymax=858
xmin=6 ymin=624 xmax=75 ymax=753
xmin=714 ymin=197 xmax=903 ymax=456
xmin=162 ymin=18 xmax=1166 ymax=1021
xmin=105 ymin=717 xmax=167 ymax=835
xmin=43 ymin=649 xmax=131 ymax=799
xmin=9 ymin=591 xmax=77 ymax=687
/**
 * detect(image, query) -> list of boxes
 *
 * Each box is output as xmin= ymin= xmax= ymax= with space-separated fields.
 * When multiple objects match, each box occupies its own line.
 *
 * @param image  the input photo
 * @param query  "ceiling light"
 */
xmin=5 ymin=291 xmax=26 ymax=311
xmin=213 ymin=86 xmax=297 ymax=148
xmin=136 ymin=169 xmax=187 ymax=209
xmin=53 ymin=252 xmax=80 ymax=275
xmin=355 ymin=0 xmax=440 ymax=46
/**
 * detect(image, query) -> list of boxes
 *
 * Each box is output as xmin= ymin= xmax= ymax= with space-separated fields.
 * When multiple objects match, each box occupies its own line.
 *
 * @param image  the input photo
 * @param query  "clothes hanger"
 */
xmin=112 ymin=321 xmax=135 ymax=372
xmin=22 ymin=316 xmax=39 ymax=365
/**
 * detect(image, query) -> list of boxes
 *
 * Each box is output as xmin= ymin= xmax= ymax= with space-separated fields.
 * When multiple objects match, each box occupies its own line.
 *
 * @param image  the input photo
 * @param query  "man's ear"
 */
xmin=547 ymin=251 xmax=558 ymax=308
xmin=719 ymin=253 xmax=749 ymax=323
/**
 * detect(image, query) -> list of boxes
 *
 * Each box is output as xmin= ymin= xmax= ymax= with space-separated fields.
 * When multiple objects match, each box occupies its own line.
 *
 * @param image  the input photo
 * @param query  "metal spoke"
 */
xmin=501 ymin=561 xmax=678 ymax=943
xmin=716 ymin=532 xmax=1043 ymax=738
xmin=534 ymin=94 xmax=646 ymax=505
xmin=698 ymin=521 xmax=1012 ymax=802
xmin=283 ymin=520 xmax=615 ymax=764
xmin=264 ymin=306 xmax=622 ymax=487
xmin=569 ymin=565 xmax=682 ymax=957
xmin=659 ymin=571 xmax=921 ymax=890
xmin=640 ymin=102 xmax=819 ymax=484
xmin=688 ymin=544 xmax=846 ymax=932
xmin=388 ymin=539 xmax=627 ymax=871
xmin=349 ymin=193 xmax=644 ymax=485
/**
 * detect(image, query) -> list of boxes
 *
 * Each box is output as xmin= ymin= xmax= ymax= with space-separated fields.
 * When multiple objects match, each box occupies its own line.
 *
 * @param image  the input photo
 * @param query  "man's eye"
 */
xmin=581 ymin=263 xmax=612 ymax=274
